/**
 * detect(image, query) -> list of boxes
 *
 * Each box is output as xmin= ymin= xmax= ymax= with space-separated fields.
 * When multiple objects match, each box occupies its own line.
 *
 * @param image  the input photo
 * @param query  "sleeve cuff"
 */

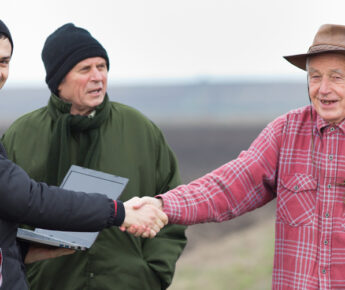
xmin=112 ymin=200 xmax=125 ymax=226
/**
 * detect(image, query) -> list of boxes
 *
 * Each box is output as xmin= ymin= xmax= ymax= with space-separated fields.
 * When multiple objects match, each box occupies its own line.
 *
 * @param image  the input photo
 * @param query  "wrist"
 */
xmin=155 ymin=197 xmax=164 ymax=210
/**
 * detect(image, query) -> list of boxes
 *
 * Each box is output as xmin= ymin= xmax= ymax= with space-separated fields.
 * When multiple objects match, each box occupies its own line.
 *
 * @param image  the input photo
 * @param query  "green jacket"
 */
xmin=2 ymin=99 xmax=187 ymax=290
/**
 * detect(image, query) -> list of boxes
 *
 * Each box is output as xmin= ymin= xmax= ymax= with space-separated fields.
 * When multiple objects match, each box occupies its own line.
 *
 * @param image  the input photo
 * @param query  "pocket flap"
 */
xmin=281 ymin=173 xmax=317 ymax=192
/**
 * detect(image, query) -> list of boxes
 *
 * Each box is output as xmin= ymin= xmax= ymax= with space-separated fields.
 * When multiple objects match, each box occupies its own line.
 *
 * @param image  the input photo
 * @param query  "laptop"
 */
xmin=17 ymin=165 xmax=128 ymax=250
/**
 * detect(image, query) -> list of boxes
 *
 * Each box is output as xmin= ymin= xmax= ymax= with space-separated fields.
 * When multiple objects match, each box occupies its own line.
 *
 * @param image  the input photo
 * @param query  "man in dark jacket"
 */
xmin=1 ymin=22 xmax=187 ymax=290
xmin=0 ymin=19 xmax=168 ymax=290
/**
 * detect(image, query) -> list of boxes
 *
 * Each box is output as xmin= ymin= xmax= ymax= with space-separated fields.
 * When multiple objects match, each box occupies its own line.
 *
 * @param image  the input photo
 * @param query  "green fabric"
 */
xmin=2 ymin=96 xmax=187 ymax=290
xmin=46 ymin=93 xmax=111 ymax=185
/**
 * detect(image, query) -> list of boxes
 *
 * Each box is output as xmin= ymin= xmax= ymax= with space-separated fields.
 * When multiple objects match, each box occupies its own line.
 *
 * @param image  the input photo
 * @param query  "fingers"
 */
xmin=126 ymin=225 xmax=157 ymax=239
xmin=125 ymin=196 xmax=146 ymax=210
xmin=128 ymin=196 xmax=163 ymax=210
xmin=156 ymin=208 xmax=168 ymax=225
xmin=122 ymin=197 xmax=168 ymax=238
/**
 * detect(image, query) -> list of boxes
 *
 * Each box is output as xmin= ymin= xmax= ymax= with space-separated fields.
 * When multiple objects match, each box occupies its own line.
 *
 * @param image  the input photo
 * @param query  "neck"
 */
xmin=70 ymin=106 xmax=94 ymax=116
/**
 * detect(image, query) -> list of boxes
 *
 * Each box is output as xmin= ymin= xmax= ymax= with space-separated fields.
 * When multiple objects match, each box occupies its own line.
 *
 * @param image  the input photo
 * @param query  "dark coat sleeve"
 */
xmin=0 ymin=155 xmax=125 ymax=231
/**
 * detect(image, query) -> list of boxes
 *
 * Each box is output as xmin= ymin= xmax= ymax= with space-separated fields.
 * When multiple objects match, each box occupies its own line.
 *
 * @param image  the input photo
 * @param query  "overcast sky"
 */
xmin=2 ymin=0 xmax=345 ymax=86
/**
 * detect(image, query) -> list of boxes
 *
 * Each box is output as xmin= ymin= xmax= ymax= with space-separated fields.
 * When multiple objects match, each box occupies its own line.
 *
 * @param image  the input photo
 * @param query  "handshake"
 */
xmin=24 ymin=197 xmax=165 ymax=264
xmin=121 ymin=197 xmax=166 ymax=238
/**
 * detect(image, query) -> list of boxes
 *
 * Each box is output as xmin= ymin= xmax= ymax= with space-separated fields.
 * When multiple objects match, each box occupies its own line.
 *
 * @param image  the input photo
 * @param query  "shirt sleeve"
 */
xmin=159 ymin=116 xmax=286 ymax=225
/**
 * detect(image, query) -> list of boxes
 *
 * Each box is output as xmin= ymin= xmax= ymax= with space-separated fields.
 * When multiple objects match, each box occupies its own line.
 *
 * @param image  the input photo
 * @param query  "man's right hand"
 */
xmin=121 ymin=197 xmax=167 ymax=238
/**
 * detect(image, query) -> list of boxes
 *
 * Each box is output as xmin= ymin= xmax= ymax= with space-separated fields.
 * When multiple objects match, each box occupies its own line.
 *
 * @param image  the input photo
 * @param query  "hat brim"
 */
xmin=284 ymin=49 xmax=345 ymax=71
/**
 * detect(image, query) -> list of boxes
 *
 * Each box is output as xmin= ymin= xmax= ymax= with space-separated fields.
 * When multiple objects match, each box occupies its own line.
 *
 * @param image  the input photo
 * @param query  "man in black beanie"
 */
xmin=42 ymin=23 xmax=109 ymax=97
xmin=2 ymin=23 xmax=187 ymax=290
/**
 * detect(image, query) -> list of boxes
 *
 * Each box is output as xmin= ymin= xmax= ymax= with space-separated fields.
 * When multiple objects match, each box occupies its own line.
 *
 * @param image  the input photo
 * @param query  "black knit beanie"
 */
xmin=42 ymin=23 xmax=109 ymax=95
xmin=0 ymin=20 xmax=13 ymax=54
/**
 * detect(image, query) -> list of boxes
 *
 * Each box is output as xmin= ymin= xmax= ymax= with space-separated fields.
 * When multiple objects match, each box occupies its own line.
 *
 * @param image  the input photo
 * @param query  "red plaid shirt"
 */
xmin=160 ymin=105 xmax=345 ymax=289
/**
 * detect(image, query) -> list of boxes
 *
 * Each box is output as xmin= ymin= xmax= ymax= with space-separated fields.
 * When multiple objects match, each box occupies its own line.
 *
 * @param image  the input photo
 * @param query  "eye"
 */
xmin=309 ymin=74 xmax=320 ymax=81
xmin=0 ymin=59 xmax=9 ymax=65
xmin=97 ymin=63 xmax=107 ymax=70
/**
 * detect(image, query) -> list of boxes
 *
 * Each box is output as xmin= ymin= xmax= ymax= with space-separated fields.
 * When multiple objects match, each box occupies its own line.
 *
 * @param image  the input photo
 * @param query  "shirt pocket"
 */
xmin=277 ymin=173 xmax=317 ymax=227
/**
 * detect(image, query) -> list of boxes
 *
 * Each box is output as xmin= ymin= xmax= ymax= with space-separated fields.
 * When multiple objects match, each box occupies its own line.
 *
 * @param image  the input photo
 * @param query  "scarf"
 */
xmin=46 ymin=93 xmax=110 ymax=185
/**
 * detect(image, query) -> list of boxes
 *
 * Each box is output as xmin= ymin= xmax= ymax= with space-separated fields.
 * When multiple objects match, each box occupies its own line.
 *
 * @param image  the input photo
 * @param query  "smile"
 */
xmin=320 ymin=99 xmax=337 ymax=104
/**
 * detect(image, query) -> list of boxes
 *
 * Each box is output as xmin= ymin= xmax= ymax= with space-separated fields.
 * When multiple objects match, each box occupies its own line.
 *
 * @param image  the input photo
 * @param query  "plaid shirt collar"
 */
xmin=315 ymin=108 xmax=345 ymax=135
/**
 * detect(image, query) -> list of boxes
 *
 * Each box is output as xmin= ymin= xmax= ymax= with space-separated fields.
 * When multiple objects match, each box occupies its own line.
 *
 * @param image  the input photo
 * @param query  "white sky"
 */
xmin=2 ymin=0 xmax=345 ymax=86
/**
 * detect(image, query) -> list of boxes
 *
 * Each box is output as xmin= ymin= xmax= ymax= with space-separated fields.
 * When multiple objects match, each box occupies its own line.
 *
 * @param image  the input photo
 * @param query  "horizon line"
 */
xmin=4 ymin=74 xmax=305 ymax=88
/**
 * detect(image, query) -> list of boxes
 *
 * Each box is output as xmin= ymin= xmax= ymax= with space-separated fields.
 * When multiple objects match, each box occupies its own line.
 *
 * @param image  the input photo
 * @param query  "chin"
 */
xmin=90 ymin=99 xmax=104 ymax=108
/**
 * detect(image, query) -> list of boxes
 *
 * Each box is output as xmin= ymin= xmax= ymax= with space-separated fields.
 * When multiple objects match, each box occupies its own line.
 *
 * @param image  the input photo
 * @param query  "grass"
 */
xmin=169 ymin=217 xmax=275 ymax=290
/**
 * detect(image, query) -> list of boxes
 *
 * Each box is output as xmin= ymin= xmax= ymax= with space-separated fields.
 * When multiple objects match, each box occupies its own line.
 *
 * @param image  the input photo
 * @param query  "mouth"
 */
xmin=88 ymin=88 xmax=102 ymax=94
xmin=320 ymin=99 xmax=338 ymax=105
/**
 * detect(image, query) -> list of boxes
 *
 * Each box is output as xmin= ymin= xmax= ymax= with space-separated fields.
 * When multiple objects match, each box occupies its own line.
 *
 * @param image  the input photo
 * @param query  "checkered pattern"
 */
xmin=160 ymin=105 xmax=345 ymax=289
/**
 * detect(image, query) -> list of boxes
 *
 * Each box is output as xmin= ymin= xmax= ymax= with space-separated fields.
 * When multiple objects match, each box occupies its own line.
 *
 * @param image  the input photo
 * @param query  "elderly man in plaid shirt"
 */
xmin=131 ymin=23 xmax=345 ymax=289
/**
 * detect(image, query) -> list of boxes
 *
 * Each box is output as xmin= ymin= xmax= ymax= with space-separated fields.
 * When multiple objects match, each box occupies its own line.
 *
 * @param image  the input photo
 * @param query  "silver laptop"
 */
xmin=17 ymin=165 xmax=128 ymax=250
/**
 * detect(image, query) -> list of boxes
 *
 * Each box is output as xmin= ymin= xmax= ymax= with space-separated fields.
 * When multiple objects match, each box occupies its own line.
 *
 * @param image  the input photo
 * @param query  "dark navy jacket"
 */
xmin=0 ymin=143 xmax=124 ymax=289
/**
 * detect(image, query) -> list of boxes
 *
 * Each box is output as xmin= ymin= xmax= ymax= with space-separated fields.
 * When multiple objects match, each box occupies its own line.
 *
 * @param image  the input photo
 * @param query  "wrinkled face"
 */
xmin=0 ymin=37 xmax=11 ymax=89
xmin=58 ymin=57 xmax=108 ymax=115
xmin=308 ymin=53 xmax=345 ymax=124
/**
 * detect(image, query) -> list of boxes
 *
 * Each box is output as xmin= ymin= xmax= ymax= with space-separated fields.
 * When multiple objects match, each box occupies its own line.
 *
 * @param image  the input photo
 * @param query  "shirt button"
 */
xmin=294 ymin=185 xmax=299 ymax=191
xmin=327 ymin=184 xmax=332 ymax=189
xmin=322 ymin=269 xmax=326 ymax=274
xmin=90 ymin=273 xmax=94 ymax=278
xmin=329 ymin=155 xmax=334 ymax=160
xmin=325 ymin=212 xmax=330 ymax=218
xmin=330 ymin=127 xmax=335 ymax=132
xmin=324 ymin=240 xmax=328 ymax=245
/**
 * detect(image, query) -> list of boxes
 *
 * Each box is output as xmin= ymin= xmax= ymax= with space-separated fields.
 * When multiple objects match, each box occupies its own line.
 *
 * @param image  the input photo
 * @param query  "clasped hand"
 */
xmin=121 ymin=197 xmax=165 ymax=238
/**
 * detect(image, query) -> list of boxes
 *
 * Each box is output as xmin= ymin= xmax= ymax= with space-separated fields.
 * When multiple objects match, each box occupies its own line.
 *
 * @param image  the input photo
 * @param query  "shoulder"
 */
xmin=7 ymin=107 xmax=49 ymax=130
xmin=269 ymin=105 xmax=312 ymax=129
xmin=258 ymin=105 xmax=313 ymax=146
xmin=257 ymin=105 xmax=312 ymax=142
xmin=109 ymin=101 xmax=161 ymax=132
xmin=284 ymin=105 xmax=312 ymax=121
xmin=2 ymin=107 xmax=50 ymax=141
xmin=107 ymin=101 xmax=168 ymax=148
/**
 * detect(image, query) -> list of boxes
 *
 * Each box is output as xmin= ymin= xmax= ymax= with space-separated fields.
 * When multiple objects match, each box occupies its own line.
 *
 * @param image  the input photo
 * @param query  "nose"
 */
xmin=319 ymin=77 xmax=331 ymax=96
xmin=90 ymin=67 xmax=103 ymax=81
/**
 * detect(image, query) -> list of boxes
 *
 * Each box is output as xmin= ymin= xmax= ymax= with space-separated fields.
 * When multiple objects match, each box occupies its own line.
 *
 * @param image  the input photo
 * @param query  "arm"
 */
xmin=21 ymin=199 xmax=167 ymax=265
xmin=0 ymin=154 xmax=123 ymax=230
xmin=0 ymin=153 xmax=166 ymax=232
xmin=158 ymin=118 xmax=284 ymax=225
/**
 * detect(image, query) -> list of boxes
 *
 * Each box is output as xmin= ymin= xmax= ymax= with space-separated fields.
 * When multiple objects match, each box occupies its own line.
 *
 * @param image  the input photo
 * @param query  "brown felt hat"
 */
xmin=284 ymin=24 xmax=345 ymax=71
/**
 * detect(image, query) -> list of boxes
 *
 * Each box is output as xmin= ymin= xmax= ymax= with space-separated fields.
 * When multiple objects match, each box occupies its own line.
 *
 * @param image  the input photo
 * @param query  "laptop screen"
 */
xmin=61 ymin=167 xmax=128 ymax=200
